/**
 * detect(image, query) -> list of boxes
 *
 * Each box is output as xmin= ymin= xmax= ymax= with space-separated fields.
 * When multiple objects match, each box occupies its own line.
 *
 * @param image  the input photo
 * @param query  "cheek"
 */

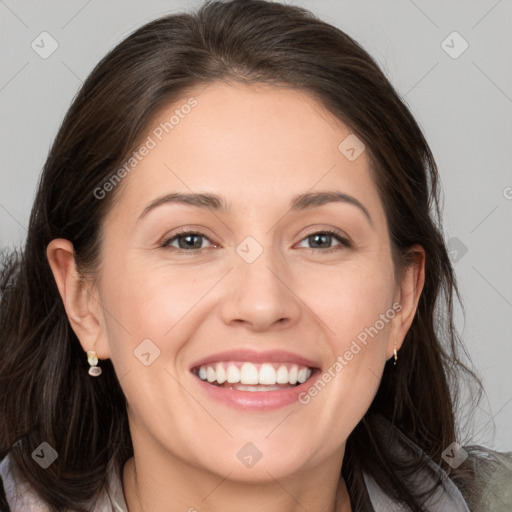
xmin=297 ymin=263 xmax=396 ymax=436
xmin=103 ymin=250 xmax=199 ymax=321
xmin=98 ymin=256 xmax=218 ymax=367
xmin=295 ymin=256 xmax=396 ymax=345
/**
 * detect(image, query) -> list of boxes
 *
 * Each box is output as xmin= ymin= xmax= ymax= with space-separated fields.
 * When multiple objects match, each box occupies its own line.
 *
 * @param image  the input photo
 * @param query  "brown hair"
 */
xmin=0 ymin=1 xmax=485 ymax=510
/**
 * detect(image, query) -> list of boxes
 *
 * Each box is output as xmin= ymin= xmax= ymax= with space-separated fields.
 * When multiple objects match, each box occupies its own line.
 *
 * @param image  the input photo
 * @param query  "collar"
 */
xmin=1 ymin=422 xmax=471 ymax=512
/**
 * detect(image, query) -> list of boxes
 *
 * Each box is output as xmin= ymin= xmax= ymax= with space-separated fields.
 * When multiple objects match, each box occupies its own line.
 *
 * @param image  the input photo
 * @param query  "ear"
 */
xmin=386 ymin=244 xmax=426 ymax=360
xmin=46 ymin=238 xmax=110 ymax=360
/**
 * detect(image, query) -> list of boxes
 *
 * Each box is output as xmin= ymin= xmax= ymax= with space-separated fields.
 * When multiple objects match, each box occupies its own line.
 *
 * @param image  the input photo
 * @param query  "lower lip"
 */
xmin=192 ymin=371 xmax=320 ymax=411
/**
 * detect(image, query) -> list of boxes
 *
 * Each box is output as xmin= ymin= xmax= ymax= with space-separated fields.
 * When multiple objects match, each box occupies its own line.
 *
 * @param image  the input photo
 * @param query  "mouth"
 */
xmin=188 ymin=349 xmax=322 ymax=410
xmin=191 ymin=361 xmax=317 ymax=392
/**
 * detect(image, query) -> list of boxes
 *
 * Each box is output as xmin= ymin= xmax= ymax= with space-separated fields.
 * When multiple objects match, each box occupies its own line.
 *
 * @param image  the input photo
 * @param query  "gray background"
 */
xmin=1 ymin=0 xmax=511 ymax=450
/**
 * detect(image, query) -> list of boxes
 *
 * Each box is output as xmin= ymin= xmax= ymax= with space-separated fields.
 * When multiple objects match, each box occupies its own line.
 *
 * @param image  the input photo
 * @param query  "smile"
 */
xmin=192 ymin=361 xmax=314 ymax=391
xmin=189 ymin=349 xmax=321 ymax=410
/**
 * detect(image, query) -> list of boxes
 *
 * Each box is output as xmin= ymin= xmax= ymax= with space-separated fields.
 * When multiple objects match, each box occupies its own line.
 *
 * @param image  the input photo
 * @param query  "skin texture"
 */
xmin=47 ymin=81 xmax=425 ymax=512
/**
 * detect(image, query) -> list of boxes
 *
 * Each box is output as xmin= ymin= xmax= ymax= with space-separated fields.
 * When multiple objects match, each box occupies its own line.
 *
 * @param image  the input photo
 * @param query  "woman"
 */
xmin=0 ymin=0 xmax=510 ymax=510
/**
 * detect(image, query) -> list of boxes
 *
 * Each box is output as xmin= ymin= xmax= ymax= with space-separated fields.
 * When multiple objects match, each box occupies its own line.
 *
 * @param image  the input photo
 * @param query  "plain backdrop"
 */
xmin=1 ymin=0 xmax=511 ymax=450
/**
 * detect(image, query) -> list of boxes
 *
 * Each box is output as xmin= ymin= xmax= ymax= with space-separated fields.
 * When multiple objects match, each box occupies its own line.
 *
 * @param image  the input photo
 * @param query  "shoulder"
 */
xmin=461 ymin=448 xmax=512 ymax=511
xmin=369 ymin=415 xmax=512 ymax=511
xmin=0 ymin=453 xmax=49 ymax=511
xmin=0 ymin=452 xmax=127 ymax=512
xmin=0 ymin=459 xmax=10 ymax=512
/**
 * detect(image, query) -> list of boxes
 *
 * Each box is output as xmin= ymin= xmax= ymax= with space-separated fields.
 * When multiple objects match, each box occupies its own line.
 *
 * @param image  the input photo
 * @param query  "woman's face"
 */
xmin=76 ymin=82 xmax=422 ymax=481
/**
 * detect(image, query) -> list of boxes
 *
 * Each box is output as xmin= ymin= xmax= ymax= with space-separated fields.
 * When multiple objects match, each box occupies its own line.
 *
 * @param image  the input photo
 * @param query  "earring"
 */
xmin=87 ymin=350 xmax=102 ymax=376
xmin=393 ymin=342 xmax=398 ymax=366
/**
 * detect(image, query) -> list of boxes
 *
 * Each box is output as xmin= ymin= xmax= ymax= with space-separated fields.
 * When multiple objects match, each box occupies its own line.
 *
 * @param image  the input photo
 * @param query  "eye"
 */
xmin=161 ymin=230 xmax=216 ymax=252
xmin=296 ymin=229 xmax=351 ymax=252
xmin=161 ymin=228 xmax=351 ymax=254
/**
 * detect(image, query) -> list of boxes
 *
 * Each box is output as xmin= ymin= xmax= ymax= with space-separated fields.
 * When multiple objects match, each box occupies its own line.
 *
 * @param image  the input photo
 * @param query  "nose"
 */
xmin=220 ymin=244 xmax=302 ymax=333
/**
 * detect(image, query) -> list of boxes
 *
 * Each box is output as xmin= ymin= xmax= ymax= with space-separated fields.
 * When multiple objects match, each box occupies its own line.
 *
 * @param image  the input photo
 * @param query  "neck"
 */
xmin=122 ymin=451 xmax=352 ymax=512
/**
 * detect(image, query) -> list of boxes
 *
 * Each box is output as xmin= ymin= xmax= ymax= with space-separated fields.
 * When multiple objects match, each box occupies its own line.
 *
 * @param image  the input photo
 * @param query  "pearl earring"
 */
xmin=87 ymin=350 xmax=102 ymax=376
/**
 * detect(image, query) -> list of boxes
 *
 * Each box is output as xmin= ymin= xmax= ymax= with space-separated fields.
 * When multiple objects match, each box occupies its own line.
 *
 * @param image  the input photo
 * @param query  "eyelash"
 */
xmin=161 ymin=228 xmax=351 ymax=254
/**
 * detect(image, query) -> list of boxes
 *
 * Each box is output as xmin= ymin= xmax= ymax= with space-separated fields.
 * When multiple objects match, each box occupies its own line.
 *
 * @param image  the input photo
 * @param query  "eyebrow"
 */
xmin=137 ymin=191 xmax=373 ymax=226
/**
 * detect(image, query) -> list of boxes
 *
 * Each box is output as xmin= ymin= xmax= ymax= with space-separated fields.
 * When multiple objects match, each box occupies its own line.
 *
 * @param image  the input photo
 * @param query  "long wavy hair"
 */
xmin=0 ymin=1 xmax=487 ymax=510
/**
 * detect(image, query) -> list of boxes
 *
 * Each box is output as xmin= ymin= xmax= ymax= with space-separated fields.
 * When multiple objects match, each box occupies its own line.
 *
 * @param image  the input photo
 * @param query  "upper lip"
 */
xmin=189 ymin=349 xmax=321 ymax=371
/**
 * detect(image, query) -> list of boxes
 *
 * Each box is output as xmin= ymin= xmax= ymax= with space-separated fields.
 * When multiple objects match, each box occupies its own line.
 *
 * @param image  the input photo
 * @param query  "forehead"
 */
xmin=104 ymin=81 xmax=384 ymax=228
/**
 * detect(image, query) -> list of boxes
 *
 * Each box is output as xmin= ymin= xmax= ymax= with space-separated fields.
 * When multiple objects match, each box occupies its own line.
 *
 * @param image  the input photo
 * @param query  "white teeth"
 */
xmin=259 ymin=363 xmax=276 ymax=385
xmin=215 ymin=363 xmax=226 ymax=384
xmin=276 ymin=365 xmax=289 ymax=384
xmin=195 ymin=362 xmax=313 ymax=387
xmin=233 ymin=384 xmax=283 ymax=392
xmin=297 ymin=367 xmax=309 ymax=383
xmin=288 ymin=365 xmax=298 ymax=385
xmin=226 ymin=365 xmax=241 ymax=383
xmin=206 ymin=366 xmax=216 ymax=383
xmin=240 ymin=362 xmax=259 ymax=385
